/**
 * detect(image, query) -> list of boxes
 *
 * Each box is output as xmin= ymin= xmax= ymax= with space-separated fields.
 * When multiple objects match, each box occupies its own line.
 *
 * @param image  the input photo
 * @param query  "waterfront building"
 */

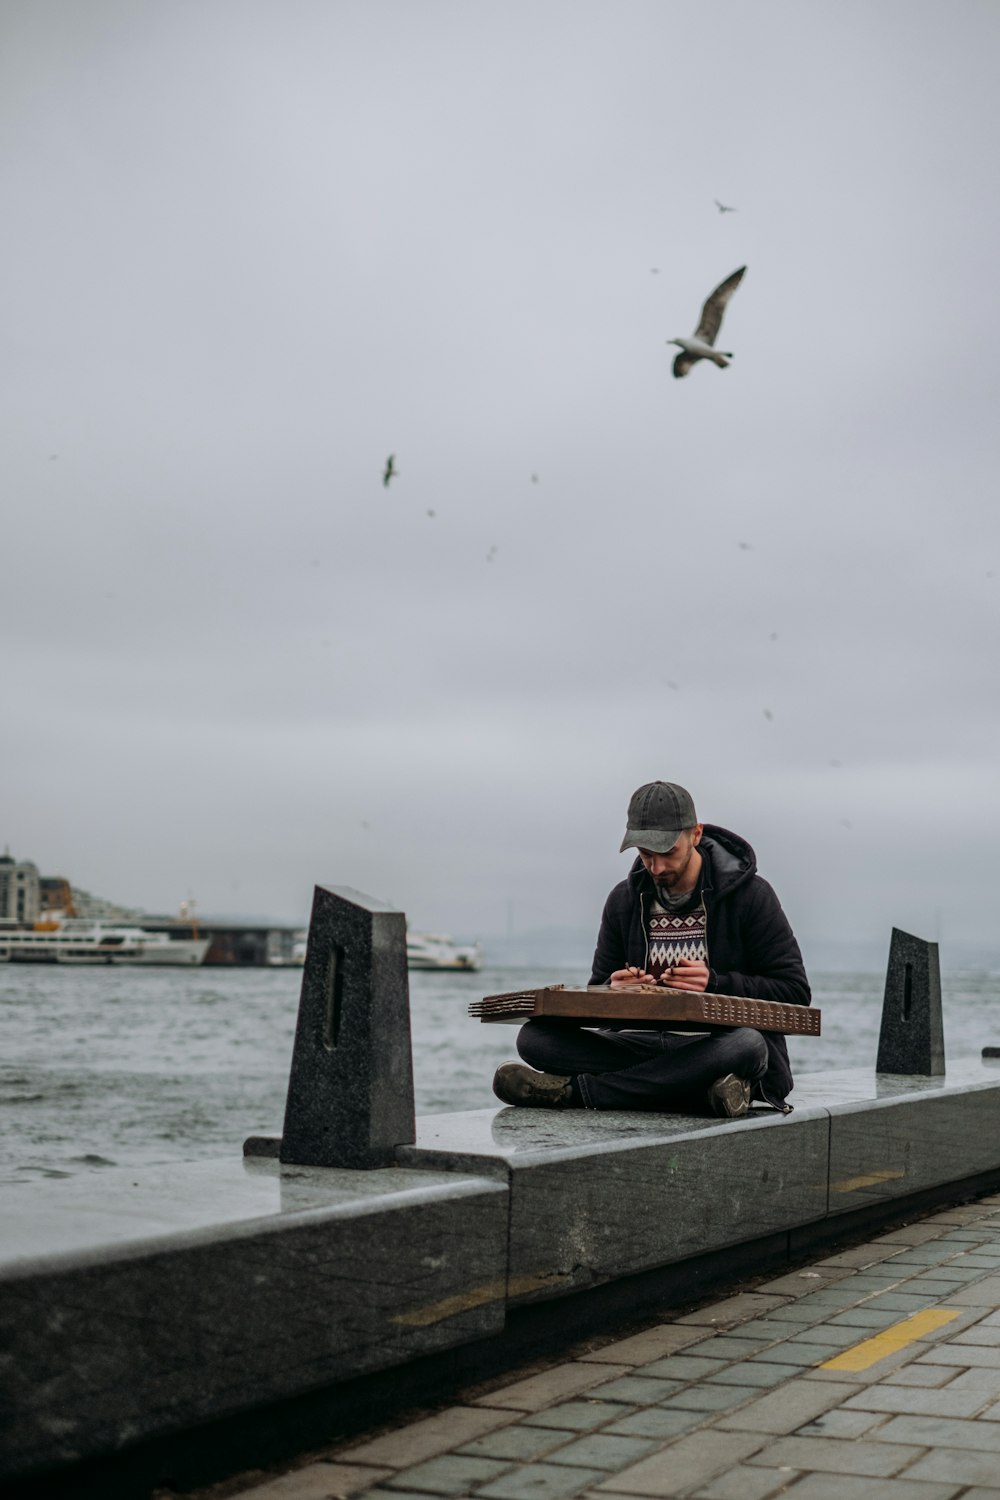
xmin=0 ymin=851 xmax=41 ymax=927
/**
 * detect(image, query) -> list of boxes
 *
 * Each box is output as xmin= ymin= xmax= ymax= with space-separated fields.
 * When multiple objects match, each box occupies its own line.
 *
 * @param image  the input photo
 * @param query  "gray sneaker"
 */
xmin=493 ymin=1063 xmax=574 ymax=1109
xmin=708 ymin=1074 xmax=752 ymax=1119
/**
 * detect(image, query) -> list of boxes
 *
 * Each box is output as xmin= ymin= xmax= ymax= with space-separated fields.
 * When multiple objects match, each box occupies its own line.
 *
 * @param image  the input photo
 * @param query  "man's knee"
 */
xmin=516 ymin=1018 xmax=554 ymax=1067
xmin=731 ymin=1026 xmax=768 ymax=1078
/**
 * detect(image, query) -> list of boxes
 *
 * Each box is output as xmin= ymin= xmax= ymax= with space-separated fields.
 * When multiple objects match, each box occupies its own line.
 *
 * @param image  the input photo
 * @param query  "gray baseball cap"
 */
xmin=620 ymin=781 xmax=698 ymax=854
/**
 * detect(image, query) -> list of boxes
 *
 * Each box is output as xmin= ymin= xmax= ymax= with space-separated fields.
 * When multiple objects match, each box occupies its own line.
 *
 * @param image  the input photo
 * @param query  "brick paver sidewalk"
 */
xmin=216 ymin=1194 xmax=1000 ymax=1499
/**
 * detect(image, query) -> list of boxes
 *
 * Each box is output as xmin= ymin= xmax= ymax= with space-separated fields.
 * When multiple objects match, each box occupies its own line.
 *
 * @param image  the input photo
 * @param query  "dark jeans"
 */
xmin=516 ymin=1019 xmax=769 ymax=1112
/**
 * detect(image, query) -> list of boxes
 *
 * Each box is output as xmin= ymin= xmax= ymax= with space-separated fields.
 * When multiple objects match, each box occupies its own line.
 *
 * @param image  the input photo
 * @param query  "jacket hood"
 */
xmin=626 ymin=822 xmax=757 ymax=900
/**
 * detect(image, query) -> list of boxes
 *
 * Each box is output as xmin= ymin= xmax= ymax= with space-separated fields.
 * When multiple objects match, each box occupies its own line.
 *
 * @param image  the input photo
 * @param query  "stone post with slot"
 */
xmin=245 ymin=884 xmax=415 ymax=1168
xmin=876 ymin=926 xmax=945 ymax=1076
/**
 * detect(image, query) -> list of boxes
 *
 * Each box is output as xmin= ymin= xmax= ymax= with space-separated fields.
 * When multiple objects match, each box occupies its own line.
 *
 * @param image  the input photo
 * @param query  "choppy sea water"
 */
xmin=2 ymin=964 xmax=999 ymax=1183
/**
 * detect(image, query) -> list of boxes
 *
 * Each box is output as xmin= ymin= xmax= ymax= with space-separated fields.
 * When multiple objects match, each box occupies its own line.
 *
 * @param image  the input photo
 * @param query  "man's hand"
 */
xmin=609 ymin=966 xmax=656 ymax=988
xmin=660 ymin=959 xmax=710 ymax=992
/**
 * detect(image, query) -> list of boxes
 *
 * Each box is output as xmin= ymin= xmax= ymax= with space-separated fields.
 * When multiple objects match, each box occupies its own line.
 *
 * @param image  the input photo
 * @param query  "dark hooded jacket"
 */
xmin=588 ymin=824 xmax=810 ymax=1110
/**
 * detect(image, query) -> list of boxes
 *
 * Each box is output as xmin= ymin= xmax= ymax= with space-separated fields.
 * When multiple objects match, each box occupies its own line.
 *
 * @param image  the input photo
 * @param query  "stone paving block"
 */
xmin=602 ymin=1408 xmax=703 ymax=1440
xmin=962 ymin=1490 xmax=1000 ymax=1499
xmin=707 ymin=1361 xmax=791 ymax=1388
xmin=576 ymin=1326 xmax=705 ymax=1365
xmin=542 ymin=1434 xmax=659 ymax=1470
xmin=744 ymin=1434 xmax=925 ymax=1476
xmin=382 ymin=1453 xmax=513 ymax=1495
xmin=868 ymin=1251 xmax=959 ymax=1272
xmin=594 ymin=1429 xmax=764 ymax=1494
xmin=797 ymin=1408 xmax=884 ymax=1438
xmin=836 ymin=1272 xmax=912 ymax=1293
xmin=659 ymin=1383 xmax=760 ymax=1413
xmin=842 ymin=1386 xmax=986 ymax=1418
xmin=579 ymin=1376 xmax=681 ymax=1405
xmin=756 ymin=1342 xmax=845 ymax=1366
xmin=885 ymin=1364 xmax=961 ymax=1387
xmin=234 ymin=1465 xmax=392 ymax=1499
xmin=636 ymin=1353 xmax=728 ymax=1380
xmin=916 ymin=1345 xmax=1000 ymax=1367
xmin=905 ymin=1448 xmax=1000 ymax=1485
xmin=674 ymin=1293 xmax=790 ymax=1328
xmin=477 ymin=1461 xmax=608 ymax=1499
xmin=730 ymin=1316 xmax=818 ymax=1341
xmin=476 ymin=1363 xmax=631 ymax=1411
xmin=457 ymin=1428 xmax=567 ymax=1462
xmin=682 ymin=1334 xmax=778 ymax=1360
xmin=948 ymin=1326 xmax=1000 ymax=1346
xmin=343 ymin=1407 xmax=514 ymax=1466
xmin=755 ymin=1268 xmax=852 ymax=1292
xmin=910 ymin=1266 xmax=988 ymax=1283
xmin=695 ymin=1465 xmax=801 ymax=1500
xmin=863 ymin=1292 xmax=944 ymax=1313
xmin=791 ymin=1286 xmax=875 ymax=1310
xmin=873 ymin=1413 xmax=1000 ymax=1450
xmin=713 ymin=1377 xmax=860 ymax=1434
xmin=816 ymin=1245 xmax=912 ymax=1267
xmin=947 ymin=1366 xmax=1000 ymax=1393
xmin=764 ymin=1301 xmax=846 ymax=1324
xmin=521 ymin=1402 xmax=638 ymax=1433
xmin=756 ymin=1472 xmax=960 ymax=1500
xmin=826 ymin=1307 xmax=915 ymax=1330
xmin=783 ymin=1324 xmax=878 ymax=1350
xmin=876 ymin=1224 xmax=952 ymax=1245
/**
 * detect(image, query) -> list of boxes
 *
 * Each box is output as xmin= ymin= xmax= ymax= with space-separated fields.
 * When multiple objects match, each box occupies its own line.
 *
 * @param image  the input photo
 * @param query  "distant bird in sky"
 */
xmin=486 ymin=544 xmax=497 ymax=563
xmin=762 ymin=708 xmax=773 ymax=721
xmin=714 ymin=199 xmax=737 ymax=214
xmin=426 ymin=509 xmax=436 ymax=518
xmin=650 ymin=267 xmax=660 ymax=274
xmin=669 ymin=266 xmax=746 ymax=378
xmin=530 ymin=473 xmax=539 ymax=484
xmin=738 ymin=541 xmax=752 ymax=550
xmin=383 ymin=454 xmax=397 ymax=487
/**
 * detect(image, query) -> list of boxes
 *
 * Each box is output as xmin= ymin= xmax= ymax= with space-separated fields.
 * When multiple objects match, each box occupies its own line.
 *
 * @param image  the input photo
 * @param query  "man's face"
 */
xmin=637 ymin=825 xmax=704 ymax=895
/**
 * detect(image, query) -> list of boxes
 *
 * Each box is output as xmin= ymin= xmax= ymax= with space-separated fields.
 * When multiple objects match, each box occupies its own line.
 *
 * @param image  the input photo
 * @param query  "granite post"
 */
xmin=876 ymin=926 xmax=945 ymax=1076
xmin=273 ymin=885 xmax=415 ymax=1168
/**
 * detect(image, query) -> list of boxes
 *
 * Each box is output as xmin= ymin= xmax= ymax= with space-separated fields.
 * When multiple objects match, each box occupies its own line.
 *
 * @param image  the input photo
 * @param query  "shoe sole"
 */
xmin=493 ymin=1063 xmax=572 ymax=1108
xmin=709 ymin=1074 xmax=751 ymax=1118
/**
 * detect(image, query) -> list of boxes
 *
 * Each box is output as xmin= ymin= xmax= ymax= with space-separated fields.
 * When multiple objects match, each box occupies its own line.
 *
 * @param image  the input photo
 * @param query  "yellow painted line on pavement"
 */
xmin=820 ymin=1307 xmax=962 ymax=1371
xmin=390 ymin=1272 xmax=567 ymax=1327
xmin=829 ymin=1169 xmax=907 ymax=1194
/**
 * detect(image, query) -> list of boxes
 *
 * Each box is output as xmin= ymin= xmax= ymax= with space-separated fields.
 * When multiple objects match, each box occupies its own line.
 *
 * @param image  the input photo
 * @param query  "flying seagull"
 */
xmin=714 ymin=199 xmax=737 ymax=214
xmin=383 ymin=454 xmax=397 ymax=487
xmin=668 ymin=266 xmax=746 ymax=379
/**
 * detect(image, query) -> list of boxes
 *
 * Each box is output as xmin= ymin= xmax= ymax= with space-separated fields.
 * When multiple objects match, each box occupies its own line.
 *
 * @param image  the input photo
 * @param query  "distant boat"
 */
xmin=407 ymin=931 xmax=481 ymax=972
xmin=0 ymin=920 xmax=209 ymax=966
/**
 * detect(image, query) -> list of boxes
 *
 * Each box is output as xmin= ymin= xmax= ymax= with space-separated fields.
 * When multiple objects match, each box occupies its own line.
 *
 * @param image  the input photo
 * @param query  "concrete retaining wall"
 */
xmin=5 ymin=1059 xmax=1000 ymax=1485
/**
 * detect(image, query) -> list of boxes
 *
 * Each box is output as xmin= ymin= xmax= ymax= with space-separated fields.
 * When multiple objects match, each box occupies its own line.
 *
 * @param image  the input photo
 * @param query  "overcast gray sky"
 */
xmin=3 ymin=0 xmax=998 ymax=959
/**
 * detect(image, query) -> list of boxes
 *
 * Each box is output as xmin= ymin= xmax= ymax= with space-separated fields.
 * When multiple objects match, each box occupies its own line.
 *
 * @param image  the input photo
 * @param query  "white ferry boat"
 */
xmin=0 ymin=921 xmax=210 ymax=966
xmin=406 ymin=931 xmax=481 ymax=972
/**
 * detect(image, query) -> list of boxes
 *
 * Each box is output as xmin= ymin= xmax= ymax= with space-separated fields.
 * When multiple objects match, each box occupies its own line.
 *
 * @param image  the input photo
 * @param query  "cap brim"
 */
xmin=620 ymin=830 xmax=681 ymax=855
